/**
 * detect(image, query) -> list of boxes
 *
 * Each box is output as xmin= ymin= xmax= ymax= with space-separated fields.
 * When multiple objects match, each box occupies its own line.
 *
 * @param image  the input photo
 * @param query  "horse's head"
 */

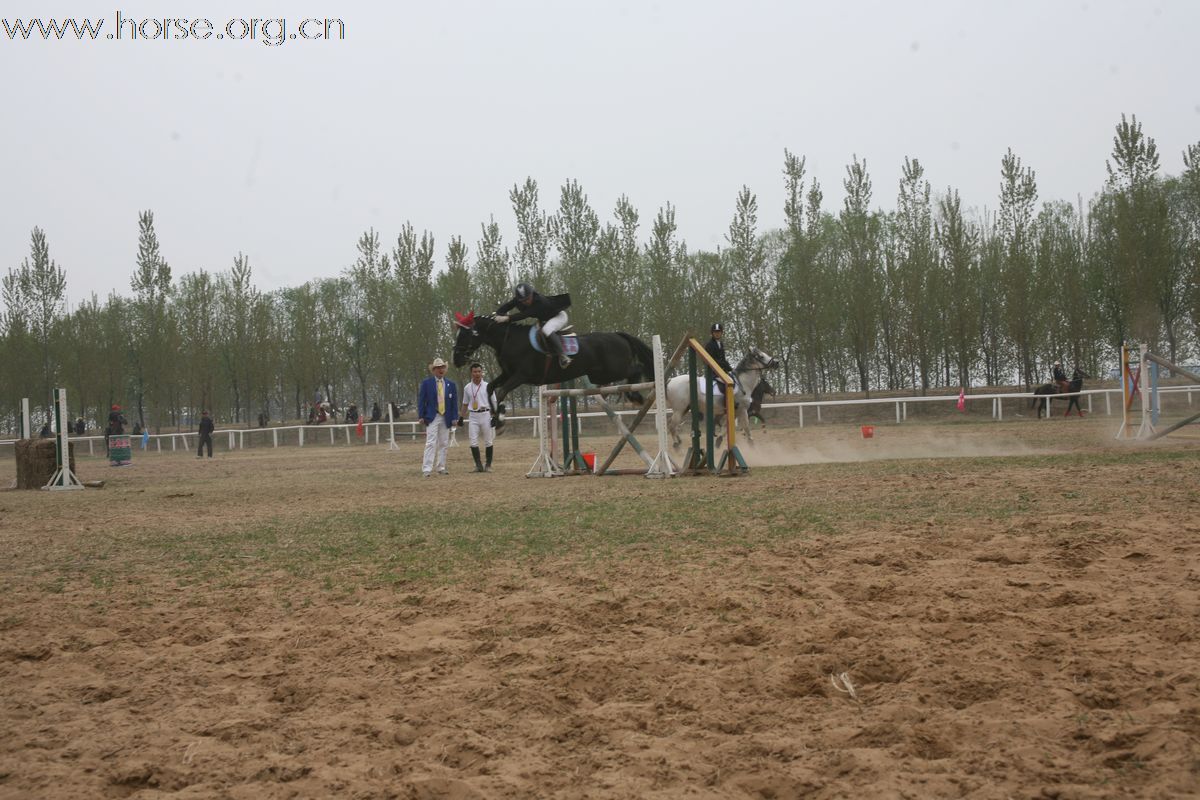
xmin=740 ymin=346 xmax=780 ymax=372
xmin=452 ymin=311 xmax=482 ymax=367
xmin=1072 ymin=367 xmax=1089 ymax=381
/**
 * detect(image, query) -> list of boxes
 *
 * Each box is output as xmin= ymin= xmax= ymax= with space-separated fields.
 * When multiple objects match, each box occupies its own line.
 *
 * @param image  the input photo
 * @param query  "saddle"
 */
xmin=528 ymin=326 xmax=579 ymax=356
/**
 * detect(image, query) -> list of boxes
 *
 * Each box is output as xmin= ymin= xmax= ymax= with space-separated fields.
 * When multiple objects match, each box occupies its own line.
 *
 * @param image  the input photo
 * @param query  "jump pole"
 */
xmin=20 ymin=397 xmax=31 ymax=439
xmin=387 ymin=402 xmax=399 ymax=451
xmin=45 ymin=388 xmax=84 ymax=491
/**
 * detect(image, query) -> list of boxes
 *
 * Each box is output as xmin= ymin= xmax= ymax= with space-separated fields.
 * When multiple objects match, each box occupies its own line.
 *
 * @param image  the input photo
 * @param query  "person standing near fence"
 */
xmin=418 ymin=357 xmax=459 ymax=477
xmin=460 ymin=362 xmax=495 ymax=472
xmin=197 ymin=410 xmax=215 ymax=459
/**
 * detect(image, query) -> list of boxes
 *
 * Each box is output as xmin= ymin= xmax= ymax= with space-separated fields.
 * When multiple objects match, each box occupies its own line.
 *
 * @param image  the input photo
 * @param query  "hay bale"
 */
xmin=14 ymin=439 xmax=76 ymax=490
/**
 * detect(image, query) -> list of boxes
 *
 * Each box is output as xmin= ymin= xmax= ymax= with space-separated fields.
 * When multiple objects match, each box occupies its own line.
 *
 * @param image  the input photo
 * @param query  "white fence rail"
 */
xmin=3 ymin=385 xmax=1198 ymax=454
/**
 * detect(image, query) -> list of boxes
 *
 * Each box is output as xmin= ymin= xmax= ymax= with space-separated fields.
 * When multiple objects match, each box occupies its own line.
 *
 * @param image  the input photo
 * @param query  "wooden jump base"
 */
xmin=1117 ymin=342 xmax=1200 ymax=440
xmin=527 ymin=334 xmax=677 ymax=478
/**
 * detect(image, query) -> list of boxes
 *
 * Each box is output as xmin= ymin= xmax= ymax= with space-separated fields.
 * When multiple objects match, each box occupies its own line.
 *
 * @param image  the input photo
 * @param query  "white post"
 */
xmin=88 ymin=439 xmax=94 ymax=456
xmin=45 ymin=388 xmax=84 ymax=491
xmin=1105 ymin=391 xmax=1111 ymax=416
xmin=228 ymin=431 xmax=235 ymax=449
xmin=895 ymin=402 xmax=901 ymax=424
xmin=798 ymin=406 xmax=804 ymax=428
xmin=385 ymin=404 xmax=397 ymax=450
xmin=20 ymin=398 xmax=31 ymax=439
xmin=273 ymin=428 xmax=278 ymax=448
xmin=171 ymin=436 xmax=176 ymax=451
xmin=646 ymin=334 xmax=677 ymax=478
xmin=299 ymin=427 xmax=305 ymax=447
xmin=816 ymin=405 xmax=822 ymax=423
xmin=329 ymin=427 xmax=334 ymax=445
xmin=1087 ymin=394 xmax=1092 ymax=414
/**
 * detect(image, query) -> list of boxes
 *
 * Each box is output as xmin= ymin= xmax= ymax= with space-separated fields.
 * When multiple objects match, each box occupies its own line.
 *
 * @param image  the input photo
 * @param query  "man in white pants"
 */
xmin=460 ymin=362 xmax=495 ymax=472
xmin=417 ymin=357 xmax=459 ymax=476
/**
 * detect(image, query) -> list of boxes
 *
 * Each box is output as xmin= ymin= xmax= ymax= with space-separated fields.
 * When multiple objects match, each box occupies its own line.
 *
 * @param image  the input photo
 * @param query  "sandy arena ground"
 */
xmin=1 ymin=416 xmax=1198 ymax=798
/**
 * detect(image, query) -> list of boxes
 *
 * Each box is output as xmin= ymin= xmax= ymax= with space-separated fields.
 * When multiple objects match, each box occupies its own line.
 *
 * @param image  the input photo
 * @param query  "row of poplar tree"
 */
xmin=3 ymin=115 xmax=1199 ymax=432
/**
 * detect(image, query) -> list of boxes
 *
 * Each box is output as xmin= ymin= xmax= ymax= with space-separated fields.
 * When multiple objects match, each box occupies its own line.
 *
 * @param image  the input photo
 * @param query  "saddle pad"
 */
xmin=528 ymin=327 xmax=579 ymax=355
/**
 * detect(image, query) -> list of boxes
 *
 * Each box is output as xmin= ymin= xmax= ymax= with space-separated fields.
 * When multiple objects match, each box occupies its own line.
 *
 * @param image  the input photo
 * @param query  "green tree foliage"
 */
xmin=129 ymin=211 xmax=173 ymax=429
xmin=9 ymin=116 xmax=1200 ymax=436
xmin=997 ymin=149 xmax=1042 ymax=387
xmin=839 ymin=156 xmax=881 ymax=394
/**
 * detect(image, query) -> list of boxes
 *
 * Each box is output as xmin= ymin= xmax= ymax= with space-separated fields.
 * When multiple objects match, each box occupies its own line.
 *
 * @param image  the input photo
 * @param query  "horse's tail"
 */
xmin=617 ymin=332 xmax=655 ymax=404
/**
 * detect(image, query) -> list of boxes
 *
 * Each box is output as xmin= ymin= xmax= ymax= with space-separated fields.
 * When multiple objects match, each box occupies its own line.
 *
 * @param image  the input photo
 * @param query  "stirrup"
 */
xmin=558 ymin=354 xmax=572 ymax=368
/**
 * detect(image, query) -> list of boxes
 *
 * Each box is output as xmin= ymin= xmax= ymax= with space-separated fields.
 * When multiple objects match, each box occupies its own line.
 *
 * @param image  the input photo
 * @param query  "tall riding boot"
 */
xmin=470 ymin=446 xmax=484 ymax=472
xmin=551 ymin=333 xmax=572 ymax=368
xmin=485 ymin=445 xmax=493 ymax=471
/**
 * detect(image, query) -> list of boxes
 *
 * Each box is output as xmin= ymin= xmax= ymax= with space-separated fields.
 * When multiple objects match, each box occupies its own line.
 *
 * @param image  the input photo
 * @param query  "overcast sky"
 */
xmin=2 ymin=0 xmax=1197 ymax=306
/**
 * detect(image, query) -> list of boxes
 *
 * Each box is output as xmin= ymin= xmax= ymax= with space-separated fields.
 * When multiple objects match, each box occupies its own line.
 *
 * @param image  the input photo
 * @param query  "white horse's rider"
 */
xmin=494 ymin=283 xmax=573 ymax=368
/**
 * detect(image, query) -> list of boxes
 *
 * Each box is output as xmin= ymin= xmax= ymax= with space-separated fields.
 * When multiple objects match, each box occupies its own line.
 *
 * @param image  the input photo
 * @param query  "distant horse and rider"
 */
xmin=1031 ymin=362 xmax=1089 ymax=418
xmin=664 ymin=346 xmax=780 ymax=447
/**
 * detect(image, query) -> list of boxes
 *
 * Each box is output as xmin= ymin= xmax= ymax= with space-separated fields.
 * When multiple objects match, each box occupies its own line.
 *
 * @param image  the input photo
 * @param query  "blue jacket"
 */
xmin=418 ymin=375 xmax=459 ymax=427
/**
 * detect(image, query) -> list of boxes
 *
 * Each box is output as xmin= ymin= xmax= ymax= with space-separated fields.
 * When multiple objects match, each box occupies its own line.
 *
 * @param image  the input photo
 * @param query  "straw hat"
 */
xmin=429 ymin=357 xmax=448 ymax=370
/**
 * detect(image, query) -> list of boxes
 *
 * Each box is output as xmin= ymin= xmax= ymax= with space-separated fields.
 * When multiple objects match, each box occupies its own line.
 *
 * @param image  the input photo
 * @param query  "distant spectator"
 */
xmin=132 ymin=421 xmax=143 ymax=436
xmin=257 ymin=411 xmax=268 ymax=428
xmin=307 ymin=404 xmax=318 ymax=425
xmin=345 ymin=403 xmax=359 ymax=423
xmin=74 ymin=418 xmax=86 ymax=436
xmin=39 ymin=421 xmax=52 ymax=439
xmin=197 ymin=410 xmax=215 ymax=459
xmin=107 ymin=404 xmax=125 ymax=435
xmin=370 ymin=402 xmax=382 ymax=422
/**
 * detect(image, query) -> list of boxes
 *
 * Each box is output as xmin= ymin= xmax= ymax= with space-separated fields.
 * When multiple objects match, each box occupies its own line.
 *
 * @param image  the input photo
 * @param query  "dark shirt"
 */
xmin=704 ymin=336 xmax=734 ymax=378
xmin=496 ymin=291 xmax=571 ymax=324
xmin=199 ymin=417 xmax=215 ymax=436
xmin=1052 ymin=365 xmax=1068 ymax=383
xmin=345 ymin=407 xmax=359 ymax=423
xmin=370 ymin=404 xmax=382 ymax=422
xmin=39 ymin=424 xmax=52 ymax=438
xmin=107 ymin=411 xmax=125 ymax=435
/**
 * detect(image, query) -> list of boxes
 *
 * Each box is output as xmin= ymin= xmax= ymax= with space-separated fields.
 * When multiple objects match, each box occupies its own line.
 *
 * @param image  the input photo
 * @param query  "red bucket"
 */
xmin=860 ymin=425 xmax=875 ymax=439
xmin=582 ymin=452 xmax=596 ymax=472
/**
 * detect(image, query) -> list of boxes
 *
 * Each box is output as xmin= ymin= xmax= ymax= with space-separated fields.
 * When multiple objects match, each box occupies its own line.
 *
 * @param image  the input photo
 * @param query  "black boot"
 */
xmin=551 ymin=333 xmax=572 ymax=368
xmin=471 ymin=446 xmax=484 ymax=472
xmin=485 ymin=445 xmax=493 ymax=472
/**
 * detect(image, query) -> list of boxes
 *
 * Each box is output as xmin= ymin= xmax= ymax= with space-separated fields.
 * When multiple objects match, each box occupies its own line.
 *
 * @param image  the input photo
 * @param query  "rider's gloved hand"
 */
xmin=494 ymin=314 xmax=509 ymax=323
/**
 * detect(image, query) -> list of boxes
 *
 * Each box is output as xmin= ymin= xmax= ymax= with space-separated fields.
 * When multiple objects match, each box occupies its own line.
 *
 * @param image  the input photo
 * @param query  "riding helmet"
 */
xmin=514 ymin=283 xmax=534 ymax=301
xmin=711 ymin=323 xmax=723 ymax=333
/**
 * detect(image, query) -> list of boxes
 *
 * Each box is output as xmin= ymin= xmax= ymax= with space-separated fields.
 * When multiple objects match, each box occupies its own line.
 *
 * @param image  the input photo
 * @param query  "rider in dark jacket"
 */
xmin=705 ymin=323 xmax=735 ymax=390
xmin=1052 ymin=361 xmax=1068 ymax=392
xmin=495 ymin=283 xmax=573 ymax=368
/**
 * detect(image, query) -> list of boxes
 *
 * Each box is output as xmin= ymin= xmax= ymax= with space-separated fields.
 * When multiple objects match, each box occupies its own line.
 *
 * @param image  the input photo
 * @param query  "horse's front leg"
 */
xmin=490 ymin=373 xmax=524 ymax=433
xmin=737 ymin=405 xmax=753 ymax=445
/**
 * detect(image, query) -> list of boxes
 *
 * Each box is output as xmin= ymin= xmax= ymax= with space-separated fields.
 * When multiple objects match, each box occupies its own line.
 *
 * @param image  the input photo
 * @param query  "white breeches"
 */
xmin=422 ymin=415 xmax=449 ymax=472
xmin=541 ymin=311 xmax=568 ymax=337
xmin=468 ymin=413 xmax=495 ymax=448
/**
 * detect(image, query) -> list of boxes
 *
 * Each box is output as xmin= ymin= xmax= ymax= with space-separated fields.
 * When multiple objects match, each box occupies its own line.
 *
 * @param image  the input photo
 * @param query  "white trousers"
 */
xmin=422 ymin=415 xmax=450 ymax=473
xmin=468 ymin=412 xmax=495 ymax=447
xmin=542 ymin=310 xmax=568 ymax=337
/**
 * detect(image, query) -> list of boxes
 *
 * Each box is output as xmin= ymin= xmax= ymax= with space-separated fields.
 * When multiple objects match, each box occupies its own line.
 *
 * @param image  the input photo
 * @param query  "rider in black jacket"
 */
xmin=495 ymin=283 xmax=573 ymax=368
xmin=1052 ymin=360 xmax=1068 ymax=392
xmin=705 ymin=322 xmax=735 ymax=389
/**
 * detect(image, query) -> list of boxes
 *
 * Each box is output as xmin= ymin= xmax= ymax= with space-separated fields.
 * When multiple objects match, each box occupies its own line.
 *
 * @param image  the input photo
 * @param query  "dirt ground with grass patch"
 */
xmin=1 ymin=417 xmax=1198 ymax=798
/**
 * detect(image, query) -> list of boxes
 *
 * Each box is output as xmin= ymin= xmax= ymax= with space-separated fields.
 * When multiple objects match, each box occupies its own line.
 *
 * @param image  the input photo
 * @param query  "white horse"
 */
xmin=665 ymin=346 xmax=779 ymax=447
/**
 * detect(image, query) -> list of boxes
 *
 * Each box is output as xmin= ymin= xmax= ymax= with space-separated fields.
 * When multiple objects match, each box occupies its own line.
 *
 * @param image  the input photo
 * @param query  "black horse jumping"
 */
xmin=1031 ymin=367 xmax=1088 ymax=418
xmin=452 ymin=311 xmax=656 ymax=430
